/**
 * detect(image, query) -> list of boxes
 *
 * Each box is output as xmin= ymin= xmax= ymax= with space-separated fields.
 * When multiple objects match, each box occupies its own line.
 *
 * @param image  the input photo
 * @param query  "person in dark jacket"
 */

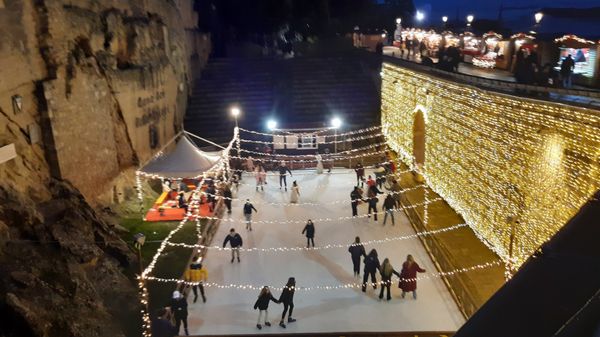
xmin=382 ymin=193 xmax=396 ymax=226
xmin=362 ymin=249 xmax=381 ymax=292
xmin=354 ymin=162 xmax=365 ymax=187
xmin=151 ymin=308 xmax=177 ymax=337
xmin=178 ymin=192 xmax=188 ymax=214
xmin=223 ymin=186 xmax=232 ymax=214
xmin=301 ymin=220 xmax=315 ymax=248
xmin=170 ymin=290 xmax=189 ymax=336
xmin=350 ymin=186 xmax=364 ymax=217
xmin=278 ymin=277 xmax=297 ymax=328
xmin=367 ymin=185 xmax=383 ymax=221
xmin=379 ymin=258 xmax=401 ymax=301
xmin=348 ymin=236 xmax=367 ymax=277
xmin=277 ymin=161 xmax=293 ymax=191
xmin=254 ymin=286 xmax=280 ymax=329
xmin=243 ymin=199 xmax=258 ymax=231
xmin=223 ymin=228 xmax=243 ymax=263
xmin=205 ymin=183 xmax=216 ymax=212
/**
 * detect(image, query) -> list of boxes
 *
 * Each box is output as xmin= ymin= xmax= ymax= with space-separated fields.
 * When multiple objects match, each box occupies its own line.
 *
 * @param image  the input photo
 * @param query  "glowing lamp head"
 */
xmin=396 ymin=18 xmax=402 ymax=24
xmin=442 ymin=16 xmax=448 ymax=23
xmin=467 ymin=15 xmax=474 ymax=23
xmin=230 ymin=107 xmax=241 ymax=118
xmin=416 ymin=11 xmax=425 ymax=22
xmin=266 ymin=119 xmax=277 ymax=131
xmin=331 ymin=117 xmax=342 ymax=129
xmin=535 ymin=12 xmax=543 ymax=24
xmin=381 ymin=33 xmax=386 ymax=38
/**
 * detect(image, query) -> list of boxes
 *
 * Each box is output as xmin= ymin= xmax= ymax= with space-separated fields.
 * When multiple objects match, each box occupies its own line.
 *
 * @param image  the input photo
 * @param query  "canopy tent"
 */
xmin=139 ymin=135 xmax=223 ymax=178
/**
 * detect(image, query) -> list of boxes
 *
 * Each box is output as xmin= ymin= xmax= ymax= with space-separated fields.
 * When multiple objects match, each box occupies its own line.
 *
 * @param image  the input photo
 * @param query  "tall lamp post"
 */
xmin=533 ymin=12 xmax=543 ymax=33
xmin=331 ymin=117 xmax=342 ymax=153
xmin=394 ymin=18 xmax=402 ymax=42
xmin=466 ymin=14 xmax=474 ymax=31
xmin=442 ymin=16 xmax=448 ymax=28
xmin=231 ymin=106 xmax=241 ymax=154
xmin=415 ymin=10 xmax=425 ymax=26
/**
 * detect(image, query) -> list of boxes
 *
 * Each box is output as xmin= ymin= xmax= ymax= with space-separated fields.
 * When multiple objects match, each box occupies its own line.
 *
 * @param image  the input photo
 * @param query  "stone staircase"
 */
xmin=184 ymin=55 xmax=381 ymax=146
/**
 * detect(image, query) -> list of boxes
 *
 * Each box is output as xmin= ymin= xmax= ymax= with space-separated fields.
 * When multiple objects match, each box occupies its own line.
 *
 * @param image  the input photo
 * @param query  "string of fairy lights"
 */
xmin=240 ymin=132 xmax=384 ymax=145
xmin=230 ymin=150 xmax=390 ymax=163
xmin=238 ymin=125 xmax=382 ymax=138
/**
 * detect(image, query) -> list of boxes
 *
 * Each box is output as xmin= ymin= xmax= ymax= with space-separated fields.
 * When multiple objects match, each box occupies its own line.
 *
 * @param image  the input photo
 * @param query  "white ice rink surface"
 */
xmin=186 ymin=169 xmax=464 ymax=335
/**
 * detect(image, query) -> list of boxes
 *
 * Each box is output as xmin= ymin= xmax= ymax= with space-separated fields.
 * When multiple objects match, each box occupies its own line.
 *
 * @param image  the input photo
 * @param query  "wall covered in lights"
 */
xmin=381 ymin=63 xmax=600 ymax=267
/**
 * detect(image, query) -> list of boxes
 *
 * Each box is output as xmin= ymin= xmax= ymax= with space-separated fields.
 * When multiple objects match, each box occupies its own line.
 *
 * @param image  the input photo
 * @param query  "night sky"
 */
xmin=414 ymin=0 xmax=600 ymax=22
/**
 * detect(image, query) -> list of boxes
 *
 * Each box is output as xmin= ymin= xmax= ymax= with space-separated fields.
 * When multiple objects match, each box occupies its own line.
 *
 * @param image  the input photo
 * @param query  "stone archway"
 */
xmin=412 ymin=109 xmax=426 ymax=167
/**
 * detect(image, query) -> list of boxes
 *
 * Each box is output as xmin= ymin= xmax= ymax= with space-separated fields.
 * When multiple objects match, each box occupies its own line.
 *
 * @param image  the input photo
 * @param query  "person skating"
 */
xmin=362 ymin=249 xmax=381 ymax=292
xmin=301 ymin=219 xmax=315 ymax=248
xmin=373 ymin=164 xmax=386 ymax=189
xmin=399 ymin=254 xmax=426 ymax=299
xmin=151 ymin=308 xmax=177 ymax=337
xmin=290 ymin=181 xmax=300 ymax=203
xmin=254 ymin=286 xmax=280 ymax=329
xmin=348 ymin=236 xmax=366 ymax=277
xmin=354 ymin=162 xmax=365 ymax=187
xmin=278 ymin=277 xmax=297 ymax=328
xmin=223 ymin=185 xmax=232 ymax=214
xmin=184 ymin=255 xmax=207 ymax=303
xmin=315 ymin=152 xmax=324 ymax=174
xmin=382 ymin=193 xmax=396 ymax=226
xmin=277 ymin=161 xmax=293 ymax=191
xmin=222 ymin=228 xmax=243 ymax=263
xmin=350 ymin=186 xmax=364 ymax=217
xmin=366 ymin=175 xmax=376 ymax=188
xmin=169 ymin=290 xmax=189 ymax=336
xmin=367 ymin=185 xmax=383 ymax=221
xmin=254 ymin=164 xmax=266 ymax=191
xmin=243 ymin=199 xmax=258 ymax=231
xmin=379 ymin=258 xmax=401 ymax=301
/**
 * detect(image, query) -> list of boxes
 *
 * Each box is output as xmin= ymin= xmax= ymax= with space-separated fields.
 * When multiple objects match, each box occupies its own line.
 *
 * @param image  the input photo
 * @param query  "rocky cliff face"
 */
xmin=0 ymin=0 xmax=210 ymax=336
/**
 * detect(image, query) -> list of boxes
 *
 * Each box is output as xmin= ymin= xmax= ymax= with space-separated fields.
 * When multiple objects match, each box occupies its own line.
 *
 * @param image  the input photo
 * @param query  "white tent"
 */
xmin=139 ymin=135 xmax=223 ymax=178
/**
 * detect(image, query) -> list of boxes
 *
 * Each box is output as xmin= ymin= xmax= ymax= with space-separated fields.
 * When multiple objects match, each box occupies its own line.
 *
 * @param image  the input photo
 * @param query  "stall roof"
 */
xmin=139 ymin=135 xmax=222 ymax=178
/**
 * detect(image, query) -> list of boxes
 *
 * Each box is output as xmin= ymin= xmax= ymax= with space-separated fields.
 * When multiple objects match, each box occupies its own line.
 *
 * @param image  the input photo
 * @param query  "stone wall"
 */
xmin=381 ymin=62 xmax=600 ymax=268
xmin=0 ymin=0 xmax=211 ymax=202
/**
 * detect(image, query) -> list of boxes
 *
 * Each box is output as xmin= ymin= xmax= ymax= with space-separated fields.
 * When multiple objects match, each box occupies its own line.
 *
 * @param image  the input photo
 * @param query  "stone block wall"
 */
xmin=381 ymin=62 xmax=600 ymax=267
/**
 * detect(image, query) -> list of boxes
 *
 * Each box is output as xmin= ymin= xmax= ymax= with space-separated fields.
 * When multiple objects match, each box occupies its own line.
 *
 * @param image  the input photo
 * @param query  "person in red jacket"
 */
xmin=399 ymin=254 xmax=426 ymax=299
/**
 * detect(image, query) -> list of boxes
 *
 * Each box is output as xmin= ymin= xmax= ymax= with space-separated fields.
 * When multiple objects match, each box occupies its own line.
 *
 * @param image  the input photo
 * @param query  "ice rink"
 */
xmin=186 ymin=168 xmax=464 ymax=335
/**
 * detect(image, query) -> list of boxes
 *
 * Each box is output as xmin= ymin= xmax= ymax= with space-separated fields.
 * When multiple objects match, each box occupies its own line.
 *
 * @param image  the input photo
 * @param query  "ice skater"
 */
xmin=354 ymin=162 xmax=365 ymax=187
xmin=290 ymin=181 xmax=300 ymax=203
xmin=246 ymin=156 xmax=254 ymax=172
xmin=170 ymin=290 xmax=189 ymax=336
xmin=254 ymin=164 xmax=266 ymax=191
xmin=348 ymin=236 xmax=366 ymax=277
xmin=301 ymin=219 xmax=315 ymax=248
xmin=184 ymin=255 xmax=207 ymax=303
xmin=315 ymin=152 xmax=324 ymax=174
xmin=222 ymin=228 xmax=243 ymax=263
xmin=243 ymin=199 xmax=258 ymax=230
xmin=254 ymin=286 xmax=280 ymax=330
xmin=362 ymin=249 xmax=381 ymax=292
xmin=382 ymin=193 xmax=396 ymax=226
xmin=379 ymin=258 xmax=401 ymax=301
xmin=277 ymin=161 xmax=293 ymax=191
xmin=350 ymin=186 xmax=364 ymax=217
xmin=278 ymin=277 xmax=297 ymax=328
xmin=367 ymin=184 xmax=383 ymax=221
xmin=399 ymin=254 xmax=426 ymax=299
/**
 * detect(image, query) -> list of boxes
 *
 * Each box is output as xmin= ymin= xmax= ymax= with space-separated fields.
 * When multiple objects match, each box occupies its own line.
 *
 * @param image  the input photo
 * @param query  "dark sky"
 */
xmin=413 ymin=0 xmax=600 ymax=22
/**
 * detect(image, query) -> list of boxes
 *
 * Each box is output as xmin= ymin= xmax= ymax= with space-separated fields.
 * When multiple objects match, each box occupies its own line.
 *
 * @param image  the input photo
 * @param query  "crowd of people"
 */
xmin=151 ymin=149 xmax=432 ymax=335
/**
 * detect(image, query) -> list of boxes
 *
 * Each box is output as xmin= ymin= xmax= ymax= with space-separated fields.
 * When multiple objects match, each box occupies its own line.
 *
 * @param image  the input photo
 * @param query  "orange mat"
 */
xmin=144 ymin=195 xmax=215 ymax=222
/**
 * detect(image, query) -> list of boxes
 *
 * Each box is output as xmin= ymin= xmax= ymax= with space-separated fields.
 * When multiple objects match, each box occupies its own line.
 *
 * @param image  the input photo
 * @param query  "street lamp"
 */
xmin=230 ymin=106 xmax=241 ymax=127
xmin=331 ymin=117 xmax=342 ymax=153
xmin=416 ymin=11 xmax=425 ymax=24
xmin=266 ymin=119 xmax=277 ymax=131
xmin=395 ymin=18 xmax=402 ymax=42
xmin=534 ymin=12 xmax=543 ymax=24
xmin=466 ymin=14 xmax=474 ymax=28
xmin=396 ymin=18 xmax=401 ymax=25
xmin=442 ymin=16 xmax=448 ymax=23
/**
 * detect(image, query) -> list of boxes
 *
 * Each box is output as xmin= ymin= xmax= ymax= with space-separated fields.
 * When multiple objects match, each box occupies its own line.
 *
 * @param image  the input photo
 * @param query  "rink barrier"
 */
xmin=238 ymin=125 xmax=382 ymax=138
xmin=239 ymin=140 xmax=389 ymax=157
xmin=144 ymin=260 xmax=503 ymax=291
xmin=239 ymin=132 xmax=384 ymax=145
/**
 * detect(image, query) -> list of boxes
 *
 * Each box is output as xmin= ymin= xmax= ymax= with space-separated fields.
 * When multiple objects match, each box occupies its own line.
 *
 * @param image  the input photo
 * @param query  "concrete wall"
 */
xmin=0 ymin=0 xmax=211 ymax=202
xmin=381 ymin=62 xmax=600 ymax=267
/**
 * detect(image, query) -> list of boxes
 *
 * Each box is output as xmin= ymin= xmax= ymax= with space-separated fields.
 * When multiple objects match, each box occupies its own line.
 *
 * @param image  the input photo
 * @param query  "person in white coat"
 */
xmin=315 ymin=152 xmax=324 ymax=174
xmin=290 ymin=181 xmax=300 ymax=203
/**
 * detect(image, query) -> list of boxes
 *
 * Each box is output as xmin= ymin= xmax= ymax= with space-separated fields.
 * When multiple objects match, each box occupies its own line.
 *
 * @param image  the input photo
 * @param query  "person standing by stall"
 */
xmin=561 ymin=54 xmax=575 ymax=89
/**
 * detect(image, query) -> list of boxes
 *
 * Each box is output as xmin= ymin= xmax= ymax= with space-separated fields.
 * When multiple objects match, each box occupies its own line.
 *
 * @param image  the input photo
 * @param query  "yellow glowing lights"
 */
xmin=380 ymin=62 xmax=600 ymax=268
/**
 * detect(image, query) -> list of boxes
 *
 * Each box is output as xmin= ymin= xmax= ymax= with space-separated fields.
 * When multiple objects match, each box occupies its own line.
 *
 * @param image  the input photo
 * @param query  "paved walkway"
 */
xmin=185 ymin=168 xmax=465 ymax=335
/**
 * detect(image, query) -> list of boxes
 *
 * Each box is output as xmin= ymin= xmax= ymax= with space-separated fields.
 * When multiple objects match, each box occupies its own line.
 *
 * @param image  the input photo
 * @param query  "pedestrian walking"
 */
xmin=170 ymin=290 xmax=189 ymax=336
xmin=254 ymin=286 xmax=280 ymax=330
xmin=302 ymin=219 xmax=315 ymax=248
xmin=151 ymin=308 xmax=177 ymax=337
xmin=348 ymin=236 xmax=366 ymax=277
xmin=205 ymin=182 xmax=216 ymax=212
xmin=399 ymin=254 xmax=426 ymax=299
xmin=382 ymin=193 xmax=396 ymax=226
xmin=315 ymin=152 xmax=324 ymax=174
xmin=222 ymin=228 xmax=243 ymax=263
xmin=290 ymin=181 xmax=300 ymax=203
xmin=243 ymin=199 xmax=258 ymax=230
xmin=354 ymin=162 xmax=365 ymax=187
xmin=278 ymin=277 xmax=297 ymax=328
xmin=223 ymin=185 xmax=232 ymax=214
xmin=367 ymin=185 xmax=383 ymax=221
xmin=277 ymin=161 xmax=293 ymax=191
xmin=184 ymin=255 xmax=207 ymax=303
xmin=350 ymin=186 xmax=363 ymax=217
xmin=362 ymin=249 xmax=381 ymax=292
xmin=255 ymin=164 xmax=266 ymax=191
xmin=379 ymin=258 xmax=401 ymax=301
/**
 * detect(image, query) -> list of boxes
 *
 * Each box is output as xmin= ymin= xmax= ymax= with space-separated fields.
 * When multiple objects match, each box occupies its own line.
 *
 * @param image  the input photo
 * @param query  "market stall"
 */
xmin=423 ymin=30 xmax=442 ymax=58
xmin=509 ymin=33 xmax=536 ymax=73
xmin=473 ymin=32 xmax=505 ymax=69
xmin=460 ymin=32 xmax=482 ymax=63
xmin=554 ymin=34 xmax=599 ymax=87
